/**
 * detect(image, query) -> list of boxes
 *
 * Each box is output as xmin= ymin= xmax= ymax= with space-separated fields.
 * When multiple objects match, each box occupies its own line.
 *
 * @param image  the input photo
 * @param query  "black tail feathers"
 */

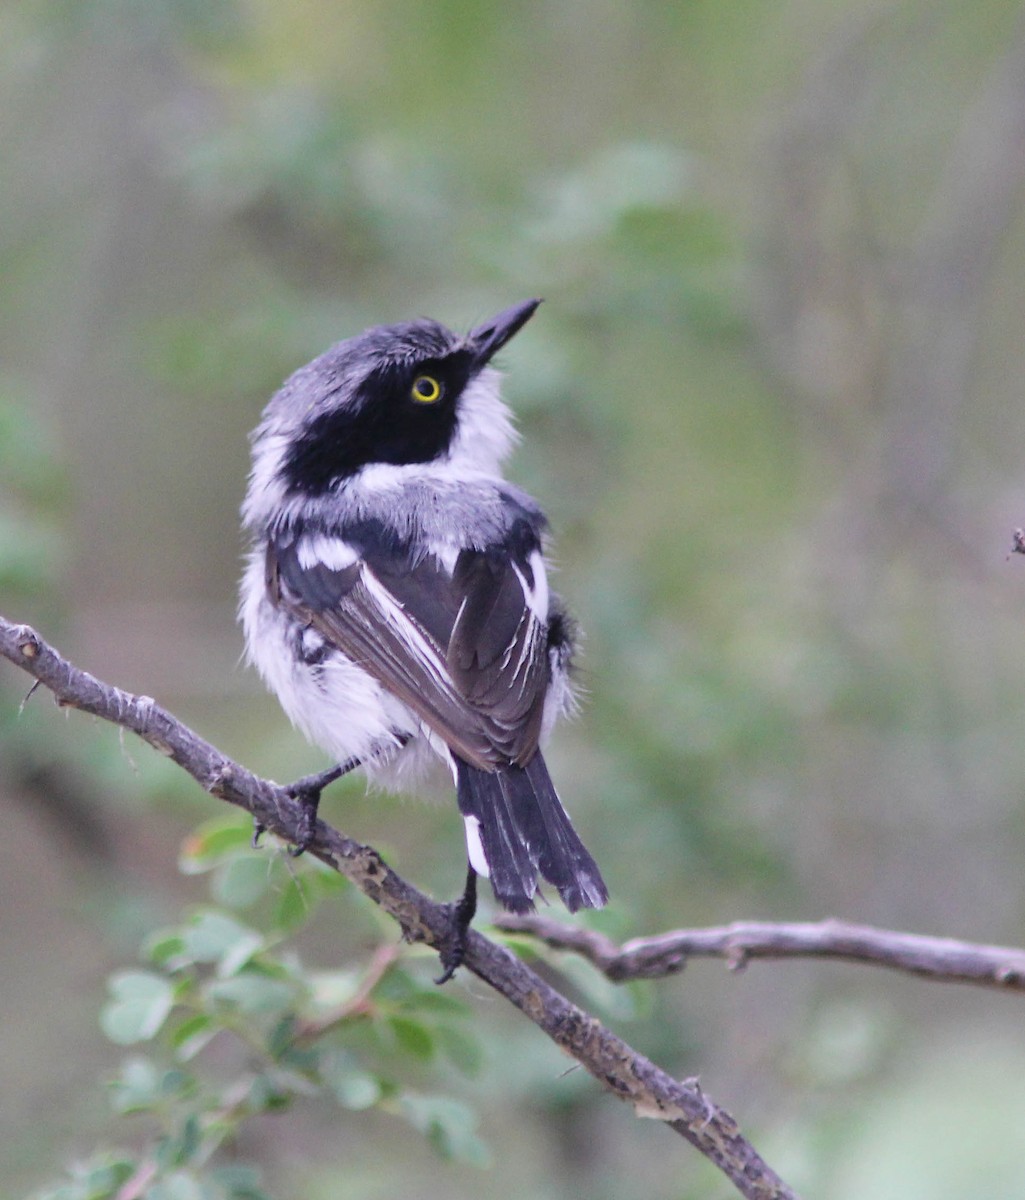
xmin=455 ymin=754 xmax=608 ymax=915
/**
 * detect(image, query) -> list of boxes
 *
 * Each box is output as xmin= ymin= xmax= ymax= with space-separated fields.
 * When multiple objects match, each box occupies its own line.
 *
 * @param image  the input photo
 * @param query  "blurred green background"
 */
xmin=5 ymin=1 xmax=1025 ymax=1196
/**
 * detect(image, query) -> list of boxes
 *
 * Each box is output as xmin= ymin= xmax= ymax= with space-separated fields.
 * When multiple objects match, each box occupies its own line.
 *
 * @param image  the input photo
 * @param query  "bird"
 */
xmin=239 ymin=299 xmax=607 ymax=979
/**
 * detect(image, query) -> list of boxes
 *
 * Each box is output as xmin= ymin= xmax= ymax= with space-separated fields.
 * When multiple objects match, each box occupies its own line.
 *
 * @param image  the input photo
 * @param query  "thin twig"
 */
xmin=495 ymin=913 xmax=1025 ymax=991
xmin=115 ymin=1160 xmax=157 ymax=1200
xmin=293 ymin=941 xmax=402 ymax=1040
xmin=0 ymin=614 xmax=795 ymax=1200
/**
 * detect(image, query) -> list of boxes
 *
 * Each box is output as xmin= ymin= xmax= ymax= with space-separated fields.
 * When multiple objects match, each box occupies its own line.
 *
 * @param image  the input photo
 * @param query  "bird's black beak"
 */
xmin=470 ymin=298 xmax=541 ymax=367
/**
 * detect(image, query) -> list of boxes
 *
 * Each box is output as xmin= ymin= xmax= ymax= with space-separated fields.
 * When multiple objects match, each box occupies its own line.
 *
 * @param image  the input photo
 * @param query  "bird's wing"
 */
xmin=267 ymin=521 xmax=551 ymax=769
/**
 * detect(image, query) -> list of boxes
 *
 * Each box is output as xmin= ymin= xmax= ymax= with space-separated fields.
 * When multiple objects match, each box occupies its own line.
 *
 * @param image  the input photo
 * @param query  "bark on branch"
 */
xmin=496 ymin=914 xmax=1025 ymax=991
xmin=0 ymin=614 xmax=794 ymax=1200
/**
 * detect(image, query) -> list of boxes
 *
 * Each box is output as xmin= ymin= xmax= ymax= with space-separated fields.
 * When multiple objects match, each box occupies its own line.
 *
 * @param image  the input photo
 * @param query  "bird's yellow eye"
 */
xmin=411 ymin=375 xmax=443 ymax=404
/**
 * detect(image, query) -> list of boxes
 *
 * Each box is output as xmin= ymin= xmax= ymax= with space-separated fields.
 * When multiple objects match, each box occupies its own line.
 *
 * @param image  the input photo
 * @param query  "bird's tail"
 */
xmin=455 ymin=754 xmax=608 ymax=914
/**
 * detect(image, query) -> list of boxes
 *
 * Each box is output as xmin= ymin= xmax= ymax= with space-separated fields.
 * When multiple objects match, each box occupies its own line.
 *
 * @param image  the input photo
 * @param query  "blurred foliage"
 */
xmin=6 ymin=0 xmax=1025 ymax=1197
xmin=0 ymin=389 xmax=66 ymax=616
xmin=32 ymin=816 xmax=494 ymax=1199
xmin=28 ymin=813 xmax=653 ymax=1200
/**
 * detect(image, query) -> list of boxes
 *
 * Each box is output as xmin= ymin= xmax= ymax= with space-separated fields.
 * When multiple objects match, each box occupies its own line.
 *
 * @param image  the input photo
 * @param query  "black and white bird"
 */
xmin=239 ymin=299 xmax=607 ymax=978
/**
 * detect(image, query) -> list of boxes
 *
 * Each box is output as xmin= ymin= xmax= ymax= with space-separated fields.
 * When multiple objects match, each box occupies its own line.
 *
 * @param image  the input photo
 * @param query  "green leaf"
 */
xmin=37 ymin=1152 xmax=138 ymax=1200
xmin=307 ymin=968 xmax=363 ymax=1013
xmin=398 ymin=1093 xmax=490 ymax=1166
xmin=488 ymin=931 xmax=541 ymax=960
xmin=109 ymin=1060 xmax=195 ymax=1116
xmin=212 ymin=855 xmax=272 ymax=908
xmin=169 ymin=1013 xmax=217 ymax=1061
xmin=101 ymin=972 xmax=175 ymax=1044
xmin=156 ymin=1114 xmax=202 ymax=1169
xmin=334 ymin=1070 xmax=382 ymax=1111
xmin=144 ymin=931 xmax=190 ymax=971
xmin=387 ymin=1016 xmax=435 ymax=1060
xmin=181 ymin=910 xmax=264 ymax=975
xmin=158 ymin=1069 xmax=196 ymax=1101
xmin=265 ymin=1015 xmax=298 ymax=1060
xmin=373 ymin=966 xmax=418 ymax=1004
xmin=109 ymin=1056 xmax=163 ymax=1113
xmin=147 ymin=1171 xmax=204 ymax=1200
xmin=276 ymin=1043 xmax=320 ymax=1073
xmin=321 ymin=1052 xmax=383 ymax=1110
xmin=179 ymin=816 xmax=257 ymax=872
xmin=395 ymin=989 xmax=469 ymax=1017
xmin=205 ymin=972 xmax=296 ymax=1017
xmin=80 ymin=1155 xmax=136 ymax=1198
xmin=434 ymin=1025 xmax=483 ymax=1076
xmin=271 ymin=876 xmax=315 ymax=933
xmin=306 ymin=861 xmax=347 ymax=894
xmin=247 ymin=1070 xmax=307 ymax=1110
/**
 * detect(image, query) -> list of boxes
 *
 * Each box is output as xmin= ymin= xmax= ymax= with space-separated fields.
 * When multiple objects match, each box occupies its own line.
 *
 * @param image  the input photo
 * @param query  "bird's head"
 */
xmin=243 ymin=299 xmax=541 ymax=529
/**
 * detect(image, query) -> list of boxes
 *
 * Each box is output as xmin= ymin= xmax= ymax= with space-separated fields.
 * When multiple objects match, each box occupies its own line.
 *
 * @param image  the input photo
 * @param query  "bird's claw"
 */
xmin=436 ymin=922 xmax=469 ymax=985
xmin=435 ymin=866 xmax=478 ymax=985
xmin=285 ymin=782 xmax=321 ymax=857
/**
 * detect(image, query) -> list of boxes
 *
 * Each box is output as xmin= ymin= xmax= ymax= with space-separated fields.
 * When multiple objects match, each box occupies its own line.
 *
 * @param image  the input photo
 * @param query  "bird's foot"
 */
xmin=250 ymin=775 xmax=328 ymax=855
xmin=254 ymin=762 xmax=353 ymax=856
xmin=283 ymin=764 xmax=348 ymax=856
xmin=256 ymin=740 xmax=407 ymax=856
xmin=436 ymin=866 xmax=478 ymax=985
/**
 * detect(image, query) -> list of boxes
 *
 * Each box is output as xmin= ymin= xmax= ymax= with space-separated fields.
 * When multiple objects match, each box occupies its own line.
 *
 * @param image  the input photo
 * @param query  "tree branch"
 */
xmin=496 ymin=913 xmax=1025 ymax=991
xmin=0 ymin=614 xmax=795 ymax=1200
